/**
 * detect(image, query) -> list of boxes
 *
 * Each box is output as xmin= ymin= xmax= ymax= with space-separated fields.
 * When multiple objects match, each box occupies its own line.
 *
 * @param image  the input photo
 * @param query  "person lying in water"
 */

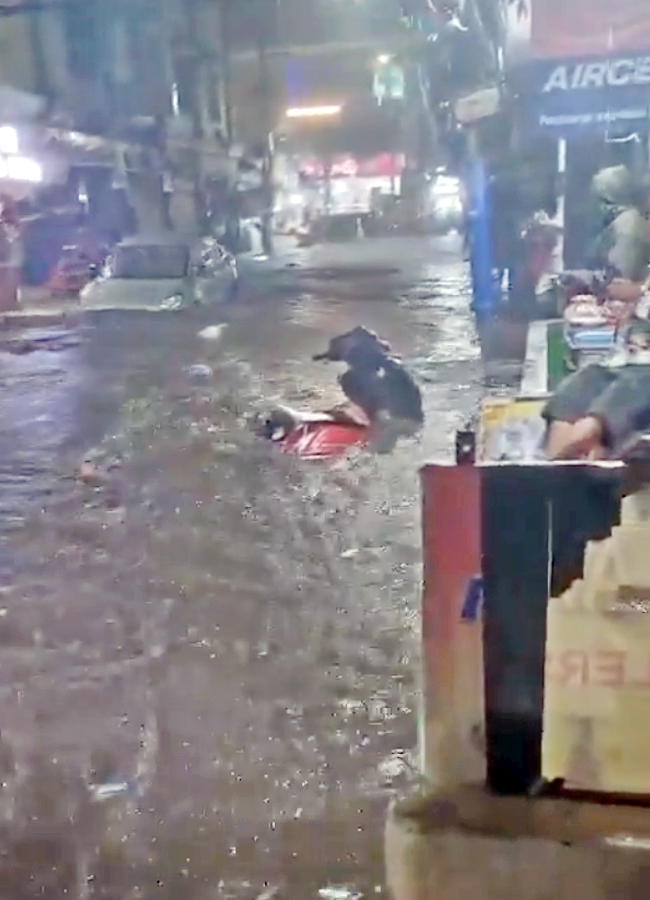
xmin=314 ymin=326 xmax=424 ymax=452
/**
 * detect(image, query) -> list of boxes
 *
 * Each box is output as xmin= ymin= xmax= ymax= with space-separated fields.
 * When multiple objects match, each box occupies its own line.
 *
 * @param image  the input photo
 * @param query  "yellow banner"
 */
xmin=543 ymin=606 xmax=650 ymax=794
xmin=479 ymin=398 xmax=546 ymax=462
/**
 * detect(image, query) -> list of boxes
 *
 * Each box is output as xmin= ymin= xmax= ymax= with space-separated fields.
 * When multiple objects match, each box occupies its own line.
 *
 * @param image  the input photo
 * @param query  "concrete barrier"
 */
xmin=386 ymin=785 xmax=650 ymax=900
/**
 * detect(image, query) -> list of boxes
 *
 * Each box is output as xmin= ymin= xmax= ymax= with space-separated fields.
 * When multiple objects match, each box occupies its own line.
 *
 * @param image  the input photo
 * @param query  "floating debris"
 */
xmin=340 ymin=548 xmax=360 ymax=560
xmin=90 ymin=781 xmax=133 ymax=802
xmin=256 ymin=885 xmax=281 ymax=900
xmin=318 ymin=887 xmax=363 ymax=900
xmin=198 ymin=324 xmax=227 ymax=341
xmin=78 ymin=461 xmax=102 ymax=485
xmin=186 ymin=363 xmax=213 ymax=383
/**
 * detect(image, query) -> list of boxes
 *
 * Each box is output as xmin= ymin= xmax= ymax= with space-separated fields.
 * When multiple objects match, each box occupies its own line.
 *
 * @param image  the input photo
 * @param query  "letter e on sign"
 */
xmin=635 ymin=58 xmax=650 ymax=85
xmin=592 ymin=651 xmax=625 ymax=688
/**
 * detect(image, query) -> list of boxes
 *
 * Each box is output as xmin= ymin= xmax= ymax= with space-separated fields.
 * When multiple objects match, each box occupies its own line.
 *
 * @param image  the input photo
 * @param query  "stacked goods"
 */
xmin=563 ymin=294 xmax=616 ymax=354
xmin=543 ymin=491 xmax=650 ymax=795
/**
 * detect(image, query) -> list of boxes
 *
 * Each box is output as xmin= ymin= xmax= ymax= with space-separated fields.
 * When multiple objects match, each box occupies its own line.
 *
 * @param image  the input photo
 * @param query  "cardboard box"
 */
xmin=543 ymin=495 xmax=650 ymax=794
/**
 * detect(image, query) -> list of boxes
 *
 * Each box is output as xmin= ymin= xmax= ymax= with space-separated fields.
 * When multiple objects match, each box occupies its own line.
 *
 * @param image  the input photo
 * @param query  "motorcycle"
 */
xmin=257 ymin=404 xmax=370 ymax=460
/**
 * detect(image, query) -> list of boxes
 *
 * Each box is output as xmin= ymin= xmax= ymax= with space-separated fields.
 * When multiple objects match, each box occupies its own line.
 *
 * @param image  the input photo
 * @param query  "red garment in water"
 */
xmin=280 ymin=419 xmax=369 ymax=460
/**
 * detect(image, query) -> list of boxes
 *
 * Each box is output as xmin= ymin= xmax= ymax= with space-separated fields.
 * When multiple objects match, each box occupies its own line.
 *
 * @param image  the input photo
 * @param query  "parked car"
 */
xmin=80 ymin=234 xmax=237 ymax=311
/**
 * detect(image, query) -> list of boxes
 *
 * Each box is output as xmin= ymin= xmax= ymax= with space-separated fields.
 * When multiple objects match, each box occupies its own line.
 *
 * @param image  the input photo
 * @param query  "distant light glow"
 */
xmin=286 ymin=105 xmax=342 ymax=119
xmin=0 ymin=126 xmax=18 ymax=155
xmin=171 ymin=83 xmax=180 ymax=117
xmin=432 ymin=175 xmax=460 ymax=196
xmin=376 ymin=54 xmax=392 ymax=64
xmin=0 ymin=156 xmax=42 ymax=182
xmin=433 ymin=195 xmax=462 ymax=214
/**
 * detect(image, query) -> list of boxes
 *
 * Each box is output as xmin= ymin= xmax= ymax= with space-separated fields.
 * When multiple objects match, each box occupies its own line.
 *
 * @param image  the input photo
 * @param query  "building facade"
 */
xmin=0 ymin=0 xmax=231 ymax=240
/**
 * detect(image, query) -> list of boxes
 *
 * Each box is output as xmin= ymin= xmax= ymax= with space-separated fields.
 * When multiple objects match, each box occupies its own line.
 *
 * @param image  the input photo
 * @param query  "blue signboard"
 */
xmin=519 ymin=54 xmax=650 ymax=137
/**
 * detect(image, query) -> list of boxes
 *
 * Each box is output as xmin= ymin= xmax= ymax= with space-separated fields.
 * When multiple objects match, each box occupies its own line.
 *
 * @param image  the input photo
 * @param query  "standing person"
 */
xmin=223 ymin=188 xmax=241 ymax=254
xmin=490 ymin=155 xmax=521 ymax=293
xmin=587 ymin=165 xmax=650 ymax=281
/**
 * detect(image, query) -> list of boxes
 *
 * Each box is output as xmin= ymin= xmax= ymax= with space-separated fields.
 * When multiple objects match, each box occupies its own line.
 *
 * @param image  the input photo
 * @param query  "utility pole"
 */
xmin=256 ymin=0 xmax=278 ymax=256
xmin=216 ymin=0 xmax=233 ymax=145
xmin=184 ymin=0 xmax=209 ymax=234
xmin=27 ymin=12 xmax=48 ymax=97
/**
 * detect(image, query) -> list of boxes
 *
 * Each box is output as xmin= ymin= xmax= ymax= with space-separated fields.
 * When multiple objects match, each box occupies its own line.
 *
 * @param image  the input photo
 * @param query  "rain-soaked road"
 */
xmin=0 ymin=235 xmax=481 ymax=898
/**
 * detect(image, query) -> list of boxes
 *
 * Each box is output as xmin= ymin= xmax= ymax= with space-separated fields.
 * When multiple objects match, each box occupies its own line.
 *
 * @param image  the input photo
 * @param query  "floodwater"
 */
xmin=0 ymin=236 xmax=481 ymax=898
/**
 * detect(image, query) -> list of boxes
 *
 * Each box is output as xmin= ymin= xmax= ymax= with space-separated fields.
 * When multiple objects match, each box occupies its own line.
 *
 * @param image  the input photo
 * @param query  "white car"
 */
xmin=80 ymin=234 xmax=238 ymax=311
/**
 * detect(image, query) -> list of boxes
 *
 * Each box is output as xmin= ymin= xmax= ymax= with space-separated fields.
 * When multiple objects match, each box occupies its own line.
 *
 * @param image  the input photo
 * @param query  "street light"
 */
xmin=376 ymin=53 xmax=392 ymax=64
xmin=0 ymin=126 xmax=18 ymax=155
xmin=286 ymin=105 xmax=343 ymax=119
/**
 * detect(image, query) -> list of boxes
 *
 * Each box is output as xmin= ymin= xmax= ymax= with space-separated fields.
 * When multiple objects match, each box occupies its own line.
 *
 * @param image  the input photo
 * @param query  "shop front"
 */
xmin=474 ymin=0 xmax=650 ymax=463
xmin=295 ymin=152 xmax=405 ymax=238
xmin=0 ymin=123 xmax=49 ymax=310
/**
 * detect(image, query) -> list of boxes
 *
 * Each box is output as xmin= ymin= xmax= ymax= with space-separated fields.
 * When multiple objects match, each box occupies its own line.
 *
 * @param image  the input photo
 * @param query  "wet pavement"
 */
xmin=0 ymin=234 xmax=481 ymax=898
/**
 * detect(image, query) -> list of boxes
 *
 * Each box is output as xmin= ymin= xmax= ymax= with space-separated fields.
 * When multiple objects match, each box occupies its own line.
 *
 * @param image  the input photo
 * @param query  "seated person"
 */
xmin=544 ymin=166 xmax=650 ymax=460
xmin=545 ymin=313 xmax=650 ymax=459
xmin=314 ymin=326 xmax=423 ymax=452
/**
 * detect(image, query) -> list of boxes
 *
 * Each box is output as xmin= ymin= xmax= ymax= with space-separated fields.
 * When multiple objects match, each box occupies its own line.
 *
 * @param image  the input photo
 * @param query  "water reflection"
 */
xmin=0 ymin=238 xmax=479 ymax=896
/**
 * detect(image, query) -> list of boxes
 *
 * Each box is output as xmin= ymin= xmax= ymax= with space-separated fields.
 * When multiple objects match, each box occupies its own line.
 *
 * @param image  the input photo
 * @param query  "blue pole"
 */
xmin=467 ymin=156 xmax=495 ymax=319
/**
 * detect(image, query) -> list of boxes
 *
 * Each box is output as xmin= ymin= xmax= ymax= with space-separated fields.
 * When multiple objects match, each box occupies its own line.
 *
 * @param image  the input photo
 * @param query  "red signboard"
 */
xmin=358 ymin=153 xmax=405 ymax=178
xmin=530 ymin=0 xmax=650 ymax=60
xmin=298 ymin=153 xmax=405 ymax=180
xmin=330 ymin=156 xmax=358 ymax=178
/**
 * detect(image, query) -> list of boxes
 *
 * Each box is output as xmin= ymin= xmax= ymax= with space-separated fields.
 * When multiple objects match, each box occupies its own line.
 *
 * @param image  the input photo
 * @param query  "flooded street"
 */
xmin=0 ymin=235 xmax=481 ymax=898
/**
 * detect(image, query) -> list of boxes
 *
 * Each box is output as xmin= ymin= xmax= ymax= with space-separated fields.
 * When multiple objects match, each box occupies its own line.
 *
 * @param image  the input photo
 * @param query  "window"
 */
xmin=111 ymin=244 xmax=190 ymax=280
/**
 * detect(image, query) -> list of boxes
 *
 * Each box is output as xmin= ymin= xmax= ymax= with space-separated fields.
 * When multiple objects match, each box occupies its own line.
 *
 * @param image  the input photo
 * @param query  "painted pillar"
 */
xmin=552 ymin=137 xmax=566 ymax=277
xmin=467 ymin=153 xmax=495 ymax=318
xmin=420 ymin=464 xmax=484 ymax=787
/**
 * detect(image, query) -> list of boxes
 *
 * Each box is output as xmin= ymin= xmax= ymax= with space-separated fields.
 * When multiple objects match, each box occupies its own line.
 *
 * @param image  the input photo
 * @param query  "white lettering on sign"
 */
xmin=539 ymin=108 xmax=648 ymax=128
xmin=609 ymin=59 xmax=636 ymax=86
xmin=542 ymin=57 xmax=650 ymax=92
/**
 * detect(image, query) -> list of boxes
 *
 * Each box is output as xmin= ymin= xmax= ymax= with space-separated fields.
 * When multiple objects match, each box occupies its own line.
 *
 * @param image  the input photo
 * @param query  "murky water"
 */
xmin=0 ymin=236 xmax=481 ymax=898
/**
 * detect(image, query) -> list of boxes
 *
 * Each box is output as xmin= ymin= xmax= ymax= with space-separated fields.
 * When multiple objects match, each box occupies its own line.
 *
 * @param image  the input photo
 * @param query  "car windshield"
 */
xmin=111 ymin=244 xmax=189 ymax=280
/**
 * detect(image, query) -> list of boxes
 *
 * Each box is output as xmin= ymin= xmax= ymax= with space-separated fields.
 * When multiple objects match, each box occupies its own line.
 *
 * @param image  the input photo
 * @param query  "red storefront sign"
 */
xmin=298 ymin=153 xmax=405 ymax=180
xmin=530 ymin=0 xmax=650 ymax=60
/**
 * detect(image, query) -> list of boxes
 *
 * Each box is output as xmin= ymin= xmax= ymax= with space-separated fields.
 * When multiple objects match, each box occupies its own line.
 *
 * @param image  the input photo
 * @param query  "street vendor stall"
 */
xmin=386 ymin=9 xmax=650 ymax=896
xmin=474 ymin=0 xmax=650 ymax=464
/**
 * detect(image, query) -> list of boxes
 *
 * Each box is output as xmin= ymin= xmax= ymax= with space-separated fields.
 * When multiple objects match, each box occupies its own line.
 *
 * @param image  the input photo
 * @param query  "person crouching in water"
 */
xmin=314 ymin=326 xmax=424 ymax=453
xmin=544 ymin=166 xmax=650 ymax=459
